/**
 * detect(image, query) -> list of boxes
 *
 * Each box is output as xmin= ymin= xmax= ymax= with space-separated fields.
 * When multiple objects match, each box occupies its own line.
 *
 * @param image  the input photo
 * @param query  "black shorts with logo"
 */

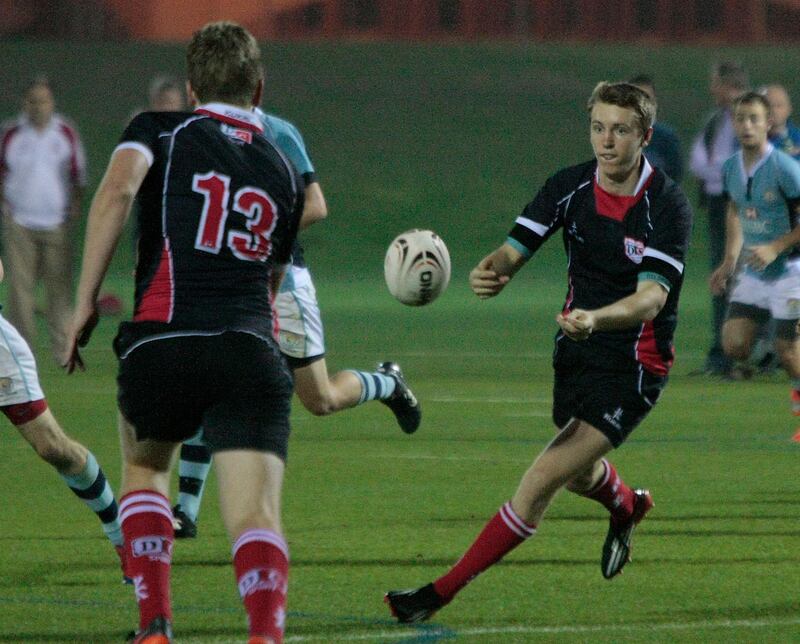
xmin=116 ymin=329 xmax=293 ymax=459
xmin=552 ymin=338 xmax=667 ymax=447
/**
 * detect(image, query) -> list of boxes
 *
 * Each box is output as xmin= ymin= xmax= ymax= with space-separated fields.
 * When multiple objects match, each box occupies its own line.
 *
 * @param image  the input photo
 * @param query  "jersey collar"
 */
xmin=737 ymin=142 xmax=774 ymax=179
xmin=594 ymin=156 xmax=654 ymax=197
xmin=194 ymin=103 xmax=264 ymax=133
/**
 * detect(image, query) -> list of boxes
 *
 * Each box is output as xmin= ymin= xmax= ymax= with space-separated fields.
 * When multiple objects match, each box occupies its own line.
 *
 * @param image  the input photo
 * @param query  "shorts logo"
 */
xmin=624 ymin=237 xmax=644 ymax=264
xmin=0 ymin=377 xmax=14 ymax=393
xmin=131 ymin=536 xmax=173 ymax=563
xmin=603 ymin=406 xmax=624 ymax=430
xmin=279 ymin=330 xmax=304 ymax=355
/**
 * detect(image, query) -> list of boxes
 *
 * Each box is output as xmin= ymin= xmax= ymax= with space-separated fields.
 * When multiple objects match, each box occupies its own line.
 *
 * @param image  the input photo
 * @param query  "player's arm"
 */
xmin=747 ymin=222 xmax=800 ymax=271
xmin=557 ymin=279 xmax=668 ymax=340
xmin=65 ymin=148 xmax=149 ymax=372
xmin=469 ymin=242 xmax=526 ymax=299
xmin=709 ymin=201 xmax=742 ymax=295
xmin=299 ymin=180 xmax=327 ymax=230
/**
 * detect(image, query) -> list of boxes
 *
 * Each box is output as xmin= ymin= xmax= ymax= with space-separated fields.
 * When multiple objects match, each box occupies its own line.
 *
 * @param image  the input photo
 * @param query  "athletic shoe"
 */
xmin=115 ymin=545 xmax=133 ymax=585
xmin=126 ymin=616 xmax=172 ymax=643
xmin=791 ymin=389 xmax=800 ymax=416
xmin=172 ymin=505 xmax=198 ymax=539
xmin=601 ymin=488 xmax=654 ymax=579
xmin=377 ymin=362 xmax=421 ymax=434
xmin=384 ymin=583 xmax=444 ymax=623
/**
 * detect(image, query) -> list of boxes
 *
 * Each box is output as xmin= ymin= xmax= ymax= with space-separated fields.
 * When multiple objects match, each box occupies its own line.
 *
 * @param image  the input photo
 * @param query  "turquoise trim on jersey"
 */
xmin=506 ymin=236 xmax=533 ymax=259
xmin=722 ymin=145 xmax=800 ymax=280
xmin=256 ymin=108 xmax=315 ymax=176
xmin=638 ymin=271 xmax=671 ymax=292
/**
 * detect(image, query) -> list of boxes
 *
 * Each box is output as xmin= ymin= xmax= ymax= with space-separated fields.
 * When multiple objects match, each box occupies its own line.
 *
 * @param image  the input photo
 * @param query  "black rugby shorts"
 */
xmin=552 ymin=340 xmax=667 ymax=447
xmin=116 ymin=331 xmax=293 ymax=459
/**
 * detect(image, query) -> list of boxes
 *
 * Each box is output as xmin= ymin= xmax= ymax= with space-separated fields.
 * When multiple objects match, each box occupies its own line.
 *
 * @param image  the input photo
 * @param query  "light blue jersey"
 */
xmin=255 ymin=108 xmax=314 ymax=177
xmin=722 ymin=144 xmax=800 ymax=280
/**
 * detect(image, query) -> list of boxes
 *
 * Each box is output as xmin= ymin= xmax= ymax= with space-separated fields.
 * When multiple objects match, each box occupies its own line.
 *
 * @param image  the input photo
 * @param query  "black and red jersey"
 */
xmin=507 ymin=159 xmax=692 ymax=375
xmin=114 ymin=104 xmax=303 ymax=351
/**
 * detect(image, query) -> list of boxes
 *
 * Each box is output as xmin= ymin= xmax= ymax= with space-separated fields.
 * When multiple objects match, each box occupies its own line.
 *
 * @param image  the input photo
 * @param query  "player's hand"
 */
xmin=746 ymin=244 xmax=778 ymax=272
xmin=709 ymin=262 xmax=735 ymax=296
xmin=63 ymin=303 xmax=99 ymax=374
xmin=469 ymin=255 xmax=510 ymax=299
xmin=556 ymin=309 xmax=595 ymax=341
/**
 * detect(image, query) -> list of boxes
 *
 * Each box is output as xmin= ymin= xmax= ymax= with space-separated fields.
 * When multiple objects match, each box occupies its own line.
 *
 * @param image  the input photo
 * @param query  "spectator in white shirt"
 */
xmin=0 ymin=77 xmax=86 ymax=361
xmin=689 ymin=61 xmax=749 ymax=376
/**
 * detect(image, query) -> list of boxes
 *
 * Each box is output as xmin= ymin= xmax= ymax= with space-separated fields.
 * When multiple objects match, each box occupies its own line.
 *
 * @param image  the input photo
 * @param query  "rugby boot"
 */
xmin=172 ymin=505 xmax=198 ymax=539
xmin=601 ymin=488 xmax=654 ymax=579
xmin=385 ymin=583 xmax=444 ymax=623
xmin=377 ymin=362 xmax=421 ymax=434
xmin=126 ymin=616 xmax=172 ymax=643
xmin=115 ymin=545 xmax=133 ymax=585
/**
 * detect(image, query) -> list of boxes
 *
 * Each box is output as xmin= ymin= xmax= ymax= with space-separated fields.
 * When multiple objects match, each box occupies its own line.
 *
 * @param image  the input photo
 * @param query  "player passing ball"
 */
xmin=386 ymin=81 xmax=693 ymax=622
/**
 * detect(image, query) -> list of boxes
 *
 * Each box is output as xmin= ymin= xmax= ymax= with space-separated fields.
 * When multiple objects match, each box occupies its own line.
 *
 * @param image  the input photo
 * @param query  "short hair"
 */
xmin=186 ymin=21 xmax=262 ymax=105
xmin=587 ymin=81 xmax=656 ymax=133
xmin=25 ymin=74 xmax=52 ymax=96
xmin=712 ymin=61 xmax=749 ymax=90
xmin=148 ymin=75 xmax=182 ymax=104
xmin=628 ymin=74 xmax=655 ymax=92
xmin=733 ymin=90 xmax=771 ymax=118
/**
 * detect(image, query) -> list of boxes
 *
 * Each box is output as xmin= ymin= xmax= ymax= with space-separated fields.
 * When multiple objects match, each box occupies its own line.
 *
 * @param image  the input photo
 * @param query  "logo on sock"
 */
xmin=132 ymin=575 xmax=149 ymax=601
xmin=238 ymin=567 xmax=288 ymax=597
xmin=131 ymin=536 xmax=174 ymax=563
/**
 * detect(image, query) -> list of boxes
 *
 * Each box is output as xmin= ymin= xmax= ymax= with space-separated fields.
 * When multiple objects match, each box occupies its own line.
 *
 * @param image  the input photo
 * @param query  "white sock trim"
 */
xmin=233 ymin=528 xmax=289 ymax=560
xmin=500 ymin=502 xmax=536 ymax=539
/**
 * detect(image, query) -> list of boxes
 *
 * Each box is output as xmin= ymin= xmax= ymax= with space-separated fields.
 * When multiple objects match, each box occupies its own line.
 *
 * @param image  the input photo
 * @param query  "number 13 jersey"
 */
xmin=115 ymin=103 xmax=303 ymax=350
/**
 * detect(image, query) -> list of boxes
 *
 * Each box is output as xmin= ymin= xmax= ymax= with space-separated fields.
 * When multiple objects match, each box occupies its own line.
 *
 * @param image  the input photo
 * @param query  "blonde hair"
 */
xmin=587 ymin=81 xmax=656 ymax=134
xmin=186 ymin=21 xmax=262 ymax=105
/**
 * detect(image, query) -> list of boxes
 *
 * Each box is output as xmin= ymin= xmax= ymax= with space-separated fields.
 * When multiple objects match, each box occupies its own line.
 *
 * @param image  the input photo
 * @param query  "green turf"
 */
xmin=0 ymin=38 xmax=799 ymax=642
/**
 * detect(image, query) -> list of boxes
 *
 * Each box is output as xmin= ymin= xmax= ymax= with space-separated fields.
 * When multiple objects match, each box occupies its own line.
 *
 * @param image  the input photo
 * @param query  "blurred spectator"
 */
xmin=0 ymin=76 xmax=85 ymax=361
xmin=629 ymin=74 xmax=684 ymax=182
xmin=147 ymin=75 xmax=186 ymax=112
xmin=689 ymin=61 xmax=749 ymax=376
xmin=766 ymin=84 xmax=800 ymax=160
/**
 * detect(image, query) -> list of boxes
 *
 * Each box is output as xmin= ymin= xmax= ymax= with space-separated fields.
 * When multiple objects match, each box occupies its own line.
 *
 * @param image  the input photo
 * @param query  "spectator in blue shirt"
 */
xmin=766 ymin=84 xmax=800 ymax=160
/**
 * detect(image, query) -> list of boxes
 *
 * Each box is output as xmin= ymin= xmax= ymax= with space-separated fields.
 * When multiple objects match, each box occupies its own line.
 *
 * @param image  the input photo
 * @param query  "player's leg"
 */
xmin=3 ymin=219 xmax=40 ymax=348
xmin=721 ymin=315 xmax=761 ymax=361
xmin=203 ymin=331 xmax=293 ymax=644
xmin=722 ymin=281 xmax=771 ymax=366
xmin=118 ymin=414 xmax=179 ymax=643
xmin=173 ymin=429 xmax=212 ymax=538
xmin=385 ymin=419 xmax=611 ymax=623
xmin=770 ymin=274 xmax=800 ymax=416
xmin=278 ymin=267 xmax=420 ymax=432
xmin=0 ymin=313 xmax=124 ymax=558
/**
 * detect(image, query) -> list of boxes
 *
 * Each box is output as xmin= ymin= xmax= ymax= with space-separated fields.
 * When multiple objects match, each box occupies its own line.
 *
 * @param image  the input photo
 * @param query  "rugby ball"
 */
xmin=384 ymin=229 xmax=451 ymax=306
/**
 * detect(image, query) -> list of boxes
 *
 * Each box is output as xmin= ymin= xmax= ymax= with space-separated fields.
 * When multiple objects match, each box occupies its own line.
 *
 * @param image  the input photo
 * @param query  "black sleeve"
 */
xmin=640 ymin=184 xmax=693 ymax=289
xmin=507 ymin=173 xmax=565 ymax=258
xmin=301 ymin=171 xmax=317 ymax=186
xmin=117 ymin=112 xmax=161 ymax=157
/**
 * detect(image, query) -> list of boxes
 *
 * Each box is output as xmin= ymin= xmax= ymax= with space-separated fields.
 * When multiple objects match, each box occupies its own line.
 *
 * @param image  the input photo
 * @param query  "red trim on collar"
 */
xmin=593 ymin=173 xmax=654 ymax=222
xmin=195 ymin=108 xmax=263 ymax=133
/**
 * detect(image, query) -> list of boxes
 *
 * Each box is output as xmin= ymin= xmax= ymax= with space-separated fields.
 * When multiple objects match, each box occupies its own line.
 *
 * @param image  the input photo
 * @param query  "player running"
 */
xmin=66 ymin=22 xmax=302 ymax=644
xmin=171 ymin=108 xmax=420 ymax=538
xmin=710 ymin=91 xmax=800 ymax=421
xmin=385 ymin=81 xmax=692 ymax=622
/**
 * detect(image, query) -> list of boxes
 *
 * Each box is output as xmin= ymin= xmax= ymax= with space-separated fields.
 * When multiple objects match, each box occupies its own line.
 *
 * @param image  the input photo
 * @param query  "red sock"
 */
xmin=233 ymin=529 xmax=289 ymax=643
xmin=119 ymin=491 xmax=174 ymax=629
xmin=582 ymin=459 xmax=634 ymax=525
xmin=433 ymin=501 xmax=535 ymax=601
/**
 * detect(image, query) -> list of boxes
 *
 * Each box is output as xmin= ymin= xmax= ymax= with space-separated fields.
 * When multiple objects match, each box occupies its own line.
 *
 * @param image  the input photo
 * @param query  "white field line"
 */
xmin=179 ymin=616 xmax=800 ymax=643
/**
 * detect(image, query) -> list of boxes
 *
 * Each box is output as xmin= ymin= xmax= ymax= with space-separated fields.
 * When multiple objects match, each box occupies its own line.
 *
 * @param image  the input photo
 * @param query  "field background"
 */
xmin=0 ymin=39 xmax=798 ymax=642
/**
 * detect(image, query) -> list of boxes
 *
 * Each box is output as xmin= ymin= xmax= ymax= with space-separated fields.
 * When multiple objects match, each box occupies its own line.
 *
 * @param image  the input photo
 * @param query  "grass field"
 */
xmin=0 ymin=38 xmax=799 ymax=641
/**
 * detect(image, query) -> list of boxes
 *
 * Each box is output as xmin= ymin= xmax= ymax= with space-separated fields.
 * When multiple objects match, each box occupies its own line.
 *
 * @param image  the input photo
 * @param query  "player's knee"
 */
xmin=722 ymin=336 xmax=750 ymax=360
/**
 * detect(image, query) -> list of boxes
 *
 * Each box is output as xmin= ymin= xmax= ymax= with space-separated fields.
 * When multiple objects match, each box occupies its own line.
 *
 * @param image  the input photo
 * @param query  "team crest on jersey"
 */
xmin=221 ymin=124 xmax=253 ymax=144
xmin=763 ymin=190 xmax=776 ymax=204
xmin=623 ymin=237 xmax=644 ymax=264
xmin=745 ymin=207 xmax=758 ymax=219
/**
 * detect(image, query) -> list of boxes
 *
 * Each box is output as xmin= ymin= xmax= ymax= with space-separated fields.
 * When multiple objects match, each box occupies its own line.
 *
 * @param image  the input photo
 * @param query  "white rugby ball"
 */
xmin=384 ymin=229 xmax=451 ymax=306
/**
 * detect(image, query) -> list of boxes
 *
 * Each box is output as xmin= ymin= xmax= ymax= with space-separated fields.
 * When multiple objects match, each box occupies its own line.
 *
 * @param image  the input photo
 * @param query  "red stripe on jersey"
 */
xmin=135 ymin=239 xmax=174 ymax=322
xmin=0 ymin=125 xmax=20 ymax=176
xmin=195 ymin=109 xmax=263 ymax=134
xmin=58 ymin=123 xmax=80 ymax=183
xmin=593 ymin=174 xmax=654 ymax=222
xmin=635 ymin=320 xmax=672 ymax=375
